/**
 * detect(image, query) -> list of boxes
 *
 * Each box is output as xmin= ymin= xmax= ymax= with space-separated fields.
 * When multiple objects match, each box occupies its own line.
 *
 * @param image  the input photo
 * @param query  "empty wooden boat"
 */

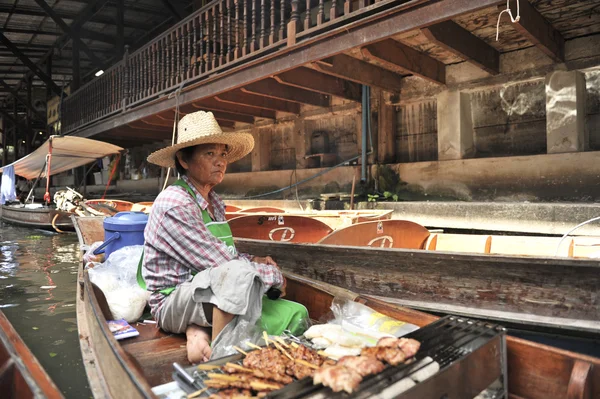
xmin=228 ymin=214 xmax=333 ymax=243
xmin=0 ymin=310 xmax=63 ymax=399
xmin=0 ymin=204 xmax=73 ymax=231
xmin=73 ymin=216 xmax=600 ymax=399
xmin=318 ymin=220 xmax=431 ymax=249
xmin=84 ymin=200 xmax=134 ymax=216
xmin=236 ymin=238 xmax=600 ymax=335
xmin=131 ymin=202 xmax=154 ymax=213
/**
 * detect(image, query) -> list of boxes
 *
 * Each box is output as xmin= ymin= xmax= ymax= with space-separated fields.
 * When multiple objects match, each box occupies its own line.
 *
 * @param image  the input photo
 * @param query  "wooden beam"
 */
xmin=0 ymin=33 xmax=61 ymax=95
xmin=193 ymin=98 xmax=276 ymax=119
xmin=500 ymin=0 xmax=564 ymax=62
xmin=160 ymin=0 xmax=185 ymax=21
xmin=422 ymin=20 xmax=499 ymax=75
xmin=361 ymin=39 xmax=446 ymax=85
xmin=0 ymin=79 xmax=46 ymax=122
xmin=215 ymin=120 xmax=235 ymax=129
xmin=210 ymin=111 xmax=254 ymax=124
xmin=113 ymin=127 xmax=170 ymax=140
xmin=312 ymin=54 xmax=403 ymax=92
xmin=242 ymin=79 xmax=330 ymax=107
xmin=274 ymin=67 xmax=362 ymax=102
xmin=33 ymin=0 xmax=105 ymax=67
xmin=215 ymin=90 xmax=301 ymax=114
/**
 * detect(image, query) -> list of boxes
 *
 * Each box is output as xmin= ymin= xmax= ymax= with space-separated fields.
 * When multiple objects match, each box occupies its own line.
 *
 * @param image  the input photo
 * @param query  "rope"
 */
xmin=43 ymin=138 xmax=53 ymax=205
xmin=496 ymin=0 xmax=521 ymax=41
xmin=51 ymin=213 xmax=65 ymax=233
xmin=101 ymin=153 xmax=121 ymax=200
xmin=162 ymin=82 xmax=186 ymax=192
xmin=554 ymin=216 xmax=600 ymax=256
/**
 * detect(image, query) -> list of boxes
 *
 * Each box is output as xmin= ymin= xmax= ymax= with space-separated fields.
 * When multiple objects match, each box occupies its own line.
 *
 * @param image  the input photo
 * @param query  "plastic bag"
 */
xmin=331 ymin=297 xmax=419 ymax=339
xmin=88 ymin=245 xmax=150 ymax=323
xmin=82 ymin=241 xmax=105 ymax=264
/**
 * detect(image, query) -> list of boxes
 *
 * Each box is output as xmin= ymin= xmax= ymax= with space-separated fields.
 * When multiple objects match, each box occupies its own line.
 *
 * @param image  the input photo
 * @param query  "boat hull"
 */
xmin=0 ymin=310 xmax=63 ymax=398
xmin=73 ymin=216 xmax=600 ymax=399
xmin=0 ymin=205 xmax=74 ymax=231
xmin=236 ymin=239 xmax=600 ymax=334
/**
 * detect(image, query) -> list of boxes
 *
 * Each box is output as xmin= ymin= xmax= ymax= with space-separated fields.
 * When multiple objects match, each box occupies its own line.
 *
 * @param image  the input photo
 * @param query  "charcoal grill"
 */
xmin=175 ymin=316 xmax=508 ymax=399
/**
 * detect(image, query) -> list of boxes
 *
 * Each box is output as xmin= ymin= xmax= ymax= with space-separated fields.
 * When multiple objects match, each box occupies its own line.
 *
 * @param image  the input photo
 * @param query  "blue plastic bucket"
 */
xmin=93 ymin=211 xmax=148 ymax=259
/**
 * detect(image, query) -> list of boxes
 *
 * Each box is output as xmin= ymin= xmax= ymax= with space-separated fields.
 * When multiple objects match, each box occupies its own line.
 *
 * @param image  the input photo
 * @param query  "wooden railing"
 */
xmin=62 ymin=0 xmax=402 ymax=133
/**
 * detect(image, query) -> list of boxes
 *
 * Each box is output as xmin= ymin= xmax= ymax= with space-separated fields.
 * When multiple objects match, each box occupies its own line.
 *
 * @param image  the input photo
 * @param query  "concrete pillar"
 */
xmin=545 ymin=70 xmax=587 ymax=153
xmin=437 ymin=90 xmax=474 ymax=160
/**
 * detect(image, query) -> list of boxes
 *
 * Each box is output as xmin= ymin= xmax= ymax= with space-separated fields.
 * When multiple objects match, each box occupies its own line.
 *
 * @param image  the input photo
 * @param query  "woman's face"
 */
xmin=177 ymin=143 xmax=228 ymax=188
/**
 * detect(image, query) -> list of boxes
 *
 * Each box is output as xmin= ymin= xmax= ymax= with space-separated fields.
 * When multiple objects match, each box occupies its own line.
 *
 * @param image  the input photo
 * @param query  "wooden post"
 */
xmin=122 ymin=45 xmax=130 ymax=110
xmin=344 ymin=0 xmax=351 ymax=15
xmin=317 ymin=0 xmax=325 ymax=25
xmin=287 ymin=0 xmax=300 ymax=46
xmin=279 ymin=0 xmax=285 ymax=41
xmin=269 ymin=0 xmax=276 ymax=45
xmin=72 ymin=35 xmax=81 ymax=91
xmin=304 ymin=0 xmax=311 ymax=30
xmin=1 ymin=116 xmax=6 ymax=166
xmin=25 ymin=76 xmax=32 ymax=154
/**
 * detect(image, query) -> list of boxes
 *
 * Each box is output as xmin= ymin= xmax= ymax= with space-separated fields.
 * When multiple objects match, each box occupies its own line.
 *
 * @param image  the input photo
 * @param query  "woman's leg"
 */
xmin=211 ymin=307 xmax=235 ymax=341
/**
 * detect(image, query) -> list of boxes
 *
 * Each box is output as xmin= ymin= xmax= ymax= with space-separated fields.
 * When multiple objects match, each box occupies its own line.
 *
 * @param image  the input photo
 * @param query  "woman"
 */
xmin=142 ymin=111 xmax=286 ymax=363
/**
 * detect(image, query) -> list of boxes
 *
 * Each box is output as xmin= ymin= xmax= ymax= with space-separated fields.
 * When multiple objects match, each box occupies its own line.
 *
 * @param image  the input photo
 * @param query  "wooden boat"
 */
xmin=0 ymin=310 xmax=63 ymax=398
xmin=228 ymin=214 xmax=333 ymax=243
xmin=0 ymin=136 xmax=123 ymax=231
xmin=73 ymin=216 xmax=600 ymax=399
xmin=131 ymin=202 xmax=154 ymax=213
xmin=0 ymin=203 xmax=74 ymax=231
xmin=236 ymin=237 xmax=600 ymax=335
xmin=84 ymin=199 xmax=134 ymax=216
xmin=224 ymin=209 xmax=393 ymax=230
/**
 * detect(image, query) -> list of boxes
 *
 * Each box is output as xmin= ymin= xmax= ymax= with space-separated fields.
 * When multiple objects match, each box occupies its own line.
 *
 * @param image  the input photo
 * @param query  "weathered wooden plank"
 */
xmin=193 ymin=98 xmax=276 ymax=119
xmin=361 ymin=39 xmax=446 ymax=84
xmin=274 ymin=67 xmax=362 ymax=102
xmin=312 ymin=54 xmax=404 ymax=92
xmin=242 ymin=79 xmax=330 ymax=107
xmin=422 ymin=20 xmax=499 ymax=75
xmin=501 ymin=0 xmax=565 ymax=62
xmin=216 ymin=89 xmax=301 ymax=114
xmin=235 ymin=239 xmax=600 ymax=325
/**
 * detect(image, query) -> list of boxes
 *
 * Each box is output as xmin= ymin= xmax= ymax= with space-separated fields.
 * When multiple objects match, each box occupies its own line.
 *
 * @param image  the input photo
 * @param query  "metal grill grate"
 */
xmin=174 ymin=316 xmax=507 ymax=399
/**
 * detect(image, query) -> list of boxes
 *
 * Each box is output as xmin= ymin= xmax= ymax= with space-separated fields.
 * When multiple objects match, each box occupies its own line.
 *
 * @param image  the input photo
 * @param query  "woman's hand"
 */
xmin=251 ymin=255 xmax=278 ymax=268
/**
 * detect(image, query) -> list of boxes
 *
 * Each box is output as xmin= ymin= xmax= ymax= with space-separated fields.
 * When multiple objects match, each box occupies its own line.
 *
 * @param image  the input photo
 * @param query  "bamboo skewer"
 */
xmin=295 ymin=359 xmax=319 ymax=370
xmin=275 ymin=337 xmax=290 ymax=348
xmin=233 ymin=345 xmax=248 ymax=356
xmin=272 ymin=341 xmax=294 ymax=361
xmin=225 ymin=362 xmax=253 ymax=373
xmin=186 ymin=387 xmax=208 ymax=398
xmin=246 ymin=342 xmax=262 ymax=350
xmin=262 ymin=331 xmax=270 ymax=347
xmin=197 ymin=364 xmax=220 ymax=371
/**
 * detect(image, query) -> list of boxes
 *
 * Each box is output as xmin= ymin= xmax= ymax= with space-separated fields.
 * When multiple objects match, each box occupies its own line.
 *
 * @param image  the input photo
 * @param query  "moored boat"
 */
xmin=0 ymin=136 xmax=123 ymax=231
xmin=0 ymin=310 xmax=63 ymax=399
xmin=84 ymin=199 xmax=135 ymax=216
xmin=73 ymin=215 xmax=600 ymax=399
xmin=0 ymin=203 xmax=73 ymax=231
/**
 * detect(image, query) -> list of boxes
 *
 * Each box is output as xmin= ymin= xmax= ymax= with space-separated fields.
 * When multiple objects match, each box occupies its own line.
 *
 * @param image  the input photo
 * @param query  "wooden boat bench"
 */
xmin=92 ymin=283 xmax=189 ymax=386
xmin=426 ymin=233 xmax=492 ymax=254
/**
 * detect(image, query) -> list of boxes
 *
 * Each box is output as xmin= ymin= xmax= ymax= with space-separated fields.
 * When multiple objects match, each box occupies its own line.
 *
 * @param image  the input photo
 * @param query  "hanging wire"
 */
xmin=161 ymin=82 xmax=186 ymax=192
xmin=496 ymin=0 xmax=521 ymax=41
xmin=554 ymin=216 xmax=600 ymax=256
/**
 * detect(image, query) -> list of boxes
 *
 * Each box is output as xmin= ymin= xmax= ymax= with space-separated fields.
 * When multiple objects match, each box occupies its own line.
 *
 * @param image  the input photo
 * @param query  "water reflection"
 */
xmin=0 ymin=222 xmax=90 ymax=398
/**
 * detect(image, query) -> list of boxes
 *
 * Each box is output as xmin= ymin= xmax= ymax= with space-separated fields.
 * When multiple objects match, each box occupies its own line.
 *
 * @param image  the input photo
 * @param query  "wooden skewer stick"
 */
xmin=295 ymin=359 xmax=319 ymax=370
xmin=275 ymin=336 xmax=290 ymax=348
xmin=262 ymin=331 xmax=270 ymax=347
xmin=233 ymin=345 xmax=248 ymax=356
xmin=197 ymin=364 xmax=220 ymax=371
xmin=207 ymin=373 xmax=240 ymax=381
xmin=187 ymin=387 xmax=208 ymax=398
xmin=290 ymin=342 xmax=299 ymax=348
xmin=272 ymin=341 xmax=294 ymax=361
xmin=246 ymin=342 xmax=262 ymax=350
xmin=225 ymin=362 xmax=253 ymax=373
xmin=250 ymin=381 xmax=281 ymax=391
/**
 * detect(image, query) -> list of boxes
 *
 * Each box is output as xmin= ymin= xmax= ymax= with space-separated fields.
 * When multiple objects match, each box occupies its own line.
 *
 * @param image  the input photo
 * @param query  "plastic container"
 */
xmin=93 ymin=211 xmax=148 ymax=259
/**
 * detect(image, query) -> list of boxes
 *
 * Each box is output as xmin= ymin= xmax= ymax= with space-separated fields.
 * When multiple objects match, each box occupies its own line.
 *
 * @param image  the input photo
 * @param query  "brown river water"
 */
xmin=0 ymin=222 xmax=91 ymax=398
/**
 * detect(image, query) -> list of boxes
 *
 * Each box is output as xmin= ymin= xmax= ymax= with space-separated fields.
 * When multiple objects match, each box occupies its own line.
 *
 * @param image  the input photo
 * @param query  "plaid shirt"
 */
xmin=142 ymin=175 xmax=284 ymax=318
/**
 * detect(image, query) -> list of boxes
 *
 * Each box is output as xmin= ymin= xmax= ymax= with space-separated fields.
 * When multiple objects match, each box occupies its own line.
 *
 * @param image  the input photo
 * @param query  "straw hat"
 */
xmin=147 ymin=111 xmax=254 ymax=168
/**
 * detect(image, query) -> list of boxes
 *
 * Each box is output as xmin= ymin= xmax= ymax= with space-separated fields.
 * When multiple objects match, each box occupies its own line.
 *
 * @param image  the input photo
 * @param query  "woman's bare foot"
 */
xmin=186 ymin=325 xmax=212 ymax=363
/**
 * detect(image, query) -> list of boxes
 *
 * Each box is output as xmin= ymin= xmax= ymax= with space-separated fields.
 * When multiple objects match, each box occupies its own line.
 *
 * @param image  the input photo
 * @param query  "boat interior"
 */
xmin=74 ymin=215 xmax=600 ymax=399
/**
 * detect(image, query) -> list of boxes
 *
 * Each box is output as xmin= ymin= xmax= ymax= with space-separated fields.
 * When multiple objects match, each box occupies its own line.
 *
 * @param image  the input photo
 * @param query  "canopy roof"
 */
xmin=0 ymin=136 xmax=123 ymax=180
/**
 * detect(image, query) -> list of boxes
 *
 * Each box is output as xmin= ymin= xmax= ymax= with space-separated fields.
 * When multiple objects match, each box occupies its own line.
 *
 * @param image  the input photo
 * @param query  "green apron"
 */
xmin=136 ymin=179 xmax=308 ymax=336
